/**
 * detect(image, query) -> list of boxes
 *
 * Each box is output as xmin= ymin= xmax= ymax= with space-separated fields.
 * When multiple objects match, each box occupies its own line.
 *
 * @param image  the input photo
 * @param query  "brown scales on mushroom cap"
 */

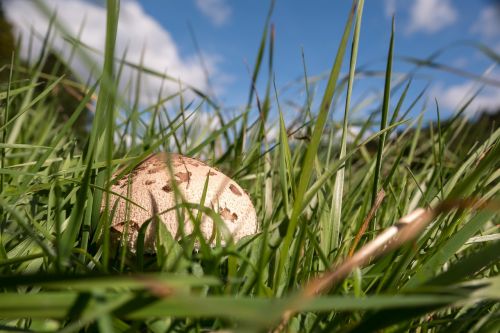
xmin=103 ymin=152 xmax=258 ymax=253
xmin=229 ymin=184 xmax=242 ymax=196
xmin=219 ymin=207 xmax=238 ymax=222
xmin=174 ymin=171 xmax=191 ymax=183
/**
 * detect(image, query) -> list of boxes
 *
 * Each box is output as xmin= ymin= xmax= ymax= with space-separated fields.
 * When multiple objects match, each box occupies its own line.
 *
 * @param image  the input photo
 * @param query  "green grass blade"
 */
xmin=371 ymin=17 xmax=394 ymax=207
xmin=234 ymin=0 xmax=276 ymax=165
xmin=324 ymin=0 xmax=364 ymax=262
xmin=428 ymin=240 xmax=500 ymax=286
xmin=277 ymin=1 xmax=356 ymax=292
xmin=404 ymin=209 xmax=497 ymax=289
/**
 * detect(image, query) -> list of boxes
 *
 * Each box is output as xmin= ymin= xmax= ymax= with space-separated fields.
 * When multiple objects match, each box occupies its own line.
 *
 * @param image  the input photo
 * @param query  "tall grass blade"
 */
xmin=276 ymin=1 xmax=356 ymax=292
xmin=371 ymin=17 xmax=394 ymax=208
xmin=323 ymin=0 xmax=364 ymax=265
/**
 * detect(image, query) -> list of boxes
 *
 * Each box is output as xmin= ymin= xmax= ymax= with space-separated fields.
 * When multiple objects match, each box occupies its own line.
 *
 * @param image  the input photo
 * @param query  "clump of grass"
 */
xmin=0 ymin=1 xmax=499 ymax=332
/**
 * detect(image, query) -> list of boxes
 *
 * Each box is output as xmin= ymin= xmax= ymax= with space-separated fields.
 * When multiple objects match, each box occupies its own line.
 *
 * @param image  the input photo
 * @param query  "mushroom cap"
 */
xmin=104 ymin=153 xmax=258 ymax=253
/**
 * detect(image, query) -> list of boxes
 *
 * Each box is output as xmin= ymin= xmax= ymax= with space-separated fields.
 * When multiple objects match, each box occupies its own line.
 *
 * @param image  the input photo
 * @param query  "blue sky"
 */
xmin=140 ymin=0 xmax=500 ymax=119
xmin=4 ymin=0 xmax=500 ymax=121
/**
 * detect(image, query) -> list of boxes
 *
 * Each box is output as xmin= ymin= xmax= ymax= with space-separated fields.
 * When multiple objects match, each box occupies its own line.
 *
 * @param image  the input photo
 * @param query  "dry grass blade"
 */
xmin=348 ymin=189 xmax=386 ymax=257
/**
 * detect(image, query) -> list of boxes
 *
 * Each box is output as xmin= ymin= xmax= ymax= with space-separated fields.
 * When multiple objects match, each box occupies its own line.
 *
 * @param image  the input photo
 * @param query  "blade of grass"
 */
xmin=371 ymin=17 xmax=394 ymax=208
xmin=403 ymin=208 xmax=497 ymax=289
xmin=324 ymin=0 xmax=365 ymax=264
xmin=100 ymin=0 xmax=120 ymax=272
xmin=276 ymin=1 xmax=356 ymax=293
xmin=234 ymin=0 xmax=275 ymax=166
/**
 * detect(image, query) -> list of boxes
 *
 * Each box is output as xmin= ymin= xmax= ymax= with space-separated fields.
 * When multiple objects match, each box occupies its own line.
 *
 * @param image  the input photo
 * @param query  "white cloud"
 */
xmin=430 ymin=78 xmax=500 ymax=116
xmin=383 ymin=0 xmax=396 ymax=18
xmin=195 ymin=0 xmax=231 ymax=26
xmin=451 ymin=57 xmax=469 ymax=69
xmin=4 ymin=0 xmax=224 ymax=104
xmin=406 ymin=0 xmax=458 ymax=34
xmin=471 ymin=6 xmax=500 ymax=39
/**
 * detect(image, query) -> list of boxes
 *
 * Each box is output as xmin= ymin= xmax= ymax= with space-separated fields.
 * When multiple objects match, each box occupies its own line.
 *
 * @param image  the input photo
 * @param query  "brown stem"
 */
xmin=348 ymin=189 xmax=386 ymax=257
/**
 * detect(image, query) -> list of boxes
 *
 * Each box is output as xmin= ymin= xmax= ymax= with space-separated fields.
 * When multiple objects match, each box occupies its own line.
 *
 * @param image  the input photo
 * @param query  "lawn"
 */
xmin=0 ymin=0 xmax=499 ymax=332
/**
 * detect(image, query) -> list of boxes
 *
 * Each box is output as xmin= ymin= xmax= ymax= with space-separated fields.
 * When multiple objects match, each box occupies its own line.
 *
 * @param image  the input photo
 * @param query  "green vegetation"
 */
xmin=0 ymin=1 xmax=499 ymax=332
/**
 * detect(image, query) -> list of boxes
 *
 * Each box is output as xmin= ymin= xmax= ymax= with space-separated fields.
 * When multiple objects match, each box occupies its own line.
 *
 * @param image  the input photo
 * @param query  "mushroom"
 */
xmin=103 ymin=153 xmax=258 ymax=253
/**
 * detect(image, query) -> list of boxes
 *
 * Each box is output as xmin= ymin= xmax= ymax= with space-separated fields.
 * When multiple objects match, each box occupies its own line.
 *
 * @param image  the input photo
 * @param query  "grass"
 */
xmin=0 ymin=0 xmax=499 ymax=332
